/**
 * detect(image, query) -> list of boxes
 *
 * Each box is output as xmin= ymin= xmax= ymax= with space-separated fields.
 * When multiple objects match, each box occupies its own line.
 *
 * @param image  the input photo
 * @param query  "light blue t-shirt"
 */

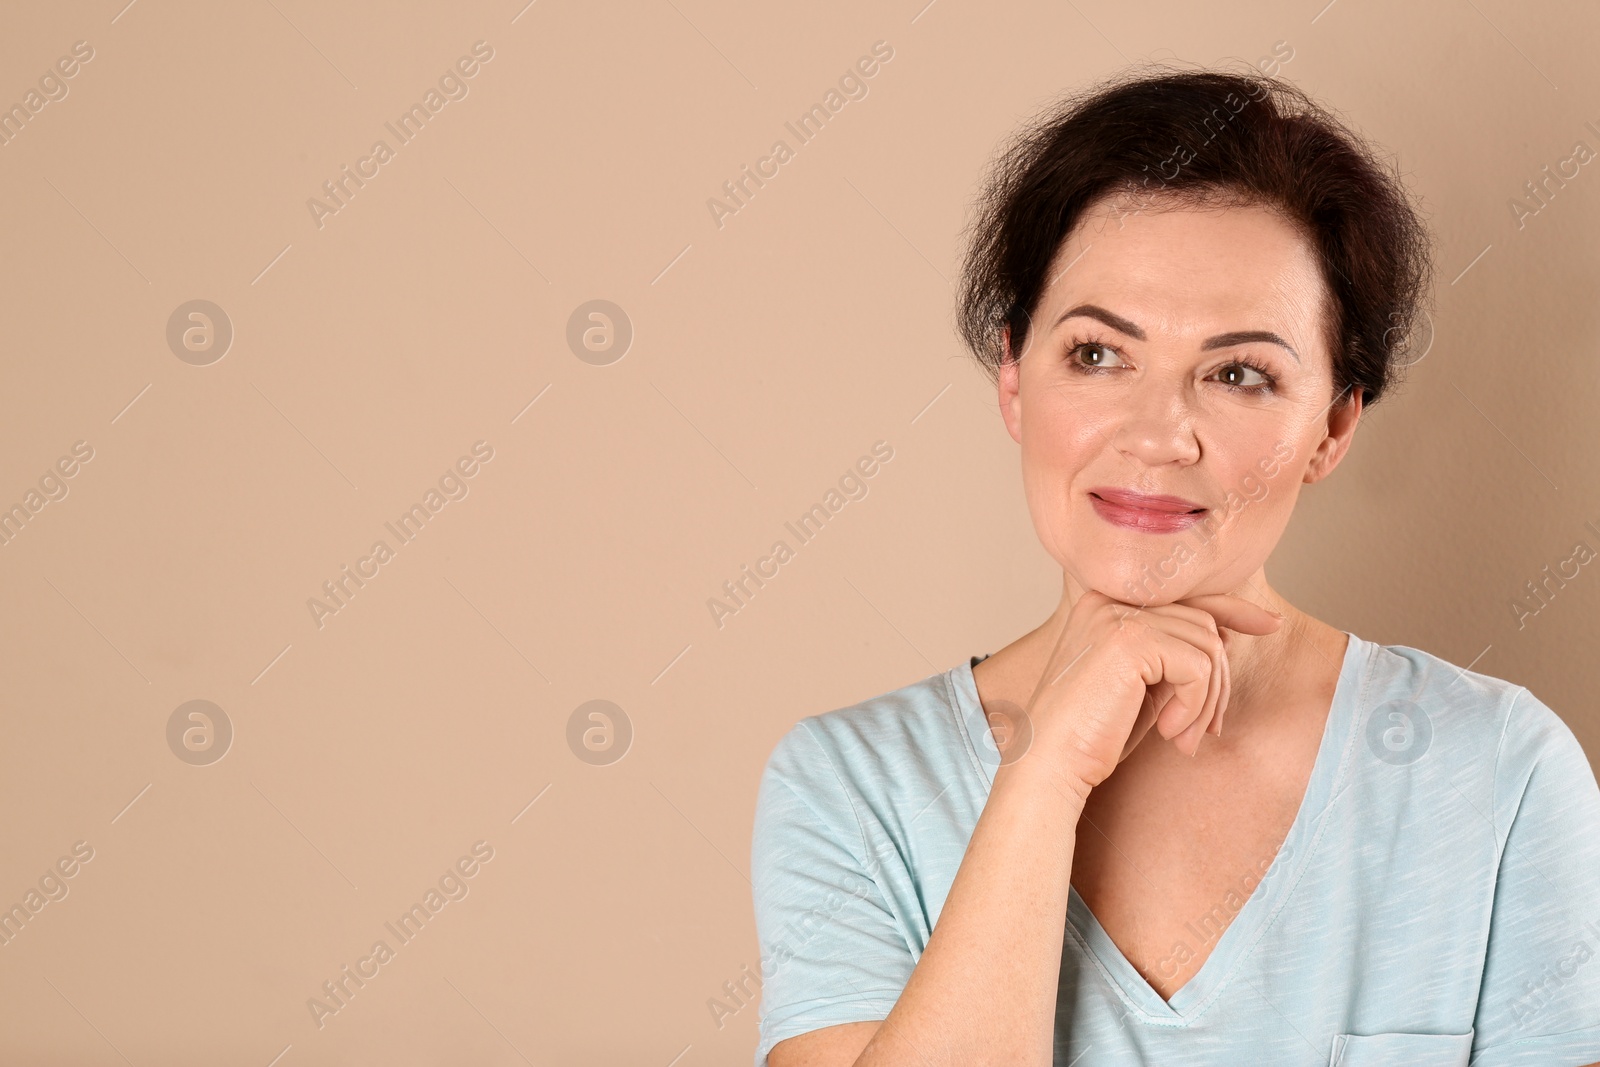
xmin=750 ymin=632 xmax=1600 ymax=1066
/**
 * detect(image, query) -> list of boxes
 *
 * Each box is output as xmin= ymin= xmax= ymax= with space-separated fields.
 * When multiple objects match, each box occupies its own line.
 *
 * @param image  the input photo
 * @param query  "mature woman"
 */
xmin=749 ymin=68 xmax=1600 ymax=1067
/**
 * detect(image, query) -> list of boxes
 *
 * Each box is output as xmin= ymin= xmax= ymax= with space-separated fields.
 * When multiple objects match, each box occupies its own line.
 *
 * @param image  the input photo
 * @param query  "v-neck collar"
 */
xmin=947 ymin=630 xmax=1371 ymax=1024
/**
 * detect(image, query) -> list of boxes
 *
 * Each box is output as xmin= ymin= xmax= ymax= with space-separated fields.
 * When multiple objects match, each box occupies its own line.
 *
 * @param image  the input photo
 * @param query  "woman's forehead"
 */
xmin=1039 ymin=202 xmax=1329 ymax=334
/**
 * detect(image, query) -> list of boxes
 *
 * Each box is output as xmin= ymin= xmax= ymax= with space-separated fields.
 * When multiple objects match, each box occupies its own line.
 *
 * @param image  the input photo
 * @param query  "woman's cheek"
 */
xmin=1018 ymin=467 xmax=1075 ymax=563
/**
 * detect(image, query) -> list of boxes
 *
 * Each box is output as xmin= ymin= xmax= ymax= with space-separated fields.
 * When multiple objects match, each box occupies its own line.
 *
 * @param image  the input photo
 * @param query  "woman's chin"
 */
xmin=1073 ymin=563 xmax=1208 ymax=608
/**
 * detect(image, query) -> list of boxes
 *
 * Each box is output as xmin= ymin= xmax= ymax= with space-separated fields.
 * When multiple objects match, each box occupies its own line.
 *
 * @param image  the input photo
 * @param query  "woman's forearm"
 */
xmin=852 ymin=756 xmax=1089 ymax=1067
xmin=844 ymin=593 xmax=1257 ymax=1066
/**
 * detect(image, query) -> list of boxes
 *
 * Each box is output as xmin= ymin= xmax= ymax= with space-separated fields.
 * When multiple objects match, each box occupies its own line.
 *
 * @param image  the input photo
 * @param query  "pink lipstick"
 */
xmin=1088 ymin=487 xmax=1208 ymax=533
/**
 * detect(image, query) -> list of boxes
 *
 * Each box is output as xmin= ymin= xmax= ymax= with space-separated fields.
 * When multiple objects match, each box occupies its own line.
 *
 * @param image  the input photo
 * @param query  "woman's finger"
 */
xmin=1149 ymin=630 xmax=1214 ymax=744
xmin=1135 ymin=613 xmax=1225 ymax=743
xmin=1120 ymin=687 xmax=1163 ymax=762
xmin=1135 ymin=604 xmax=1226 ymax=734
xmin=1172 ymin=593 xmax=1284 ymax=637
xmin=1204 ymin=628 xmax=1230 ymax=737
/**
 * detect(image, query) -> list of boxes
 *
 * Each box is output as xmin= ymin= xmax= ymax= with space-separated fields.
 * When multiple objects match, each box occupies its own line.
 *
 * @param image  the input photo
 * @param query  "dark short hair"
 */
xmin=955 ymin=66 xmax=1433 ymax=409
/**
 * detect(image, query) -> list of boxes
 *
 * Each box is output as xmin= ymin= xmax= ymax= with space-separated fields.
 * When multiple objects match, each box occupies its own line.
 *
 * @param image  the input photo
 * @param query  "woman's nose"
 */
xmin=1110 ymin=383 xmax=1201 ymax=467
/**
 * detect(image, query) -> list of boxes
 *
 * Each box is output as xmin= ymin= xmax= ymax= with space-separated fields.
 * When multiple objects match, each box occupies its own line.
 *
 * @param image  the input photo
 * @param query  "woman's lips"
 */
xmin=1088 ymin=488 xmax=1209 ymax=533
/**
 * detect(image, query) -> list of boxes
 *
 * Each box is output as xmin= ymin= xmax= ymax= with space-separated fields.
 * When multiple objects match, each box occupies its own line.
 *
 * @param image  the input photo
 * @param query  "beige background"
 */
xmin=1 ymin=0 xmax=1597 ymax=1063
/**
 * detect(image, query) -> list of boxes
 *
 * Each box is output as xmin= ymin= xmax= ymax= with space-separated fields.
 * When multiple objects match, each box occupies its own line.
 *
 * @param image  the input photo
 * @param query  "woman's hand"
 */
xmin=1012 ymin=590 xmax=1285 ymax=796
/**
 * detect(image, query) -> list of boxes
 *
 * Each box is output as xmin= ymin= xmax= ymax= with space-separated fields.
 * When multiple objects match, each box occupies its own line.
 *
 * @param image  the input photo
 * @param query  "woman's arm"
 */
xmin=1467 ymin=687 xmax=1600 ymax=1066
xmin=791 ymin=749 xmax=1091 ymax=1065
xmin=770 ymin=592 xmax=1280 ymax=1067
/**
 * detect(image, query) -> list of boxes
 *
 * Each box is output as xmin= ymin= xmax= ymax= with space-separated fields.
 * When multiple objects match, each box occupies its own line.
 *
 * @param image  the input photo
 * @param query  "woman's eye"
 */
xmin=1072 ymin=342 xmax=1123 ymax=368
xmin=1215 ymin=362 xmax=1269 ymax=389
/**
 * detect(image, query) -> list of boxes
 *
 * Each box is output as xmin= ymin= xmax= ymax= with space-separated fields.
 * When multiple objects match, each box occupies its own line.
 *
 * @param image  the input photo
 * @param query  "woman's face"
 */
xmin=997 ymin=193 xmax=1362 ymax=607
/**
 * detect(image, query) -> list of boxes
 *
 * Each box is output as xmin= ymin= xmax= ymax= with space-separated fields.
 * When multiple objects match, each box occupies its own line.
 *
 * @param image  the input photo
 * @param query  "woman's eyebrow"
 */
xmin=1054 ymin=304 xmax=1301 ymax=363
xmin=1055 ymin=304 xmax=1144 ymax=339
xmin=1202 ymin=330 xmax=1301 ymax=363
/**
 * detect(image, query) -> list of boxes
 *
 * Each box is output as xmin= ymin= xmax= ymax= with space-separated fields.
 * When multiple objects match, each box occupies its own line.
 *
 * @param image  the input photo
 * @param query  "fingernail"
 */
xmin=1268 ymin=610 xmax=1285 ymax=619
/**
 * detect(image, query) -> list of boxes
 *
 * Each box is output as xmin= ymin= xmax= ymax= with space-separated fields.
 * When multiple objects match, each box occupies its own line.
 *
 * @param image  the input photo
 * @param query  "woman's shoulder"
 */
xmin=1355 ymin=633 xmax=1594 ymax=812
xmin=1359 ymin=633 xmax=1570 ymax=728
xmin=1359 ymin=633 xmax=1525 ymax=712
xmin=756 ymin=659 xmax=984 ymax=819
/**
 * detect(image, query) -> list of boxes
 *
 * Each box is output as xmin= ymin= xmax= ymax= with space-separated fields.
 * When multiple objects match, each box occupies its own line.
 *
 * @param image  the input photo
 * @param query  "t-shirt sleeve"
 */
xmin=750 ymin=720 xmax=915 ymax=1066
xmin=1469 ymin=687 xmax=1600 ymax=1066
